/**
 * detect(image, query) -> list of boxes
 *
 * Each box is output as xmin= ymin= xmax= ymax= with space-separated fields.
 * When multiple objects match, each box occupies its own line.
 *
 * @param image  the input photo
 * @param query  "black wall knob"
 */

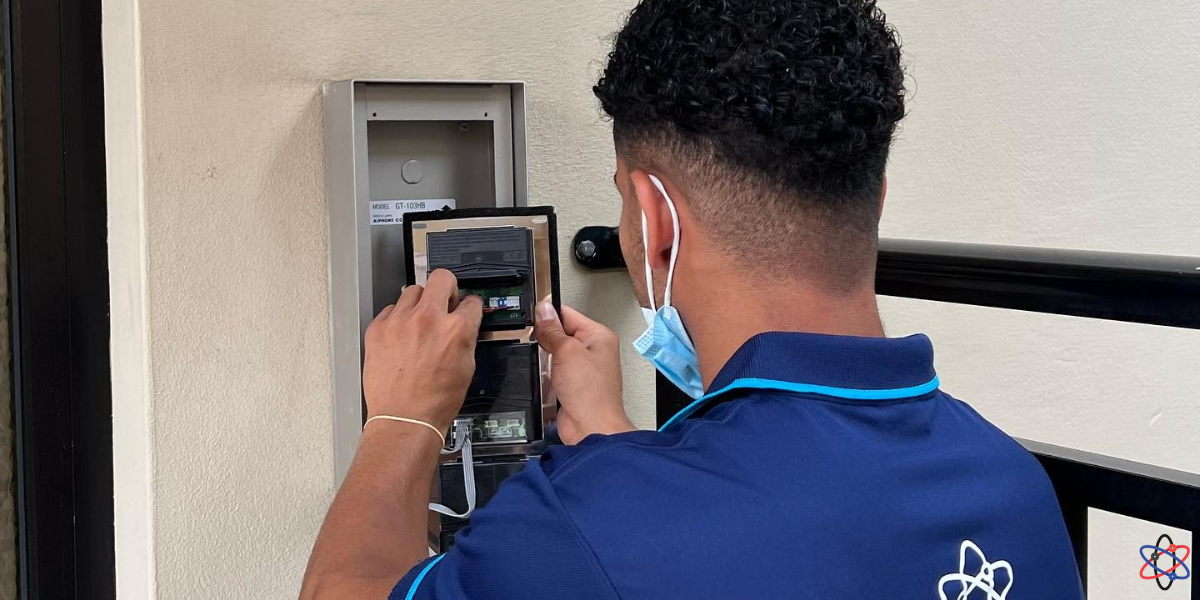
xmin=572 ymin=226 xmax=626 ymax=271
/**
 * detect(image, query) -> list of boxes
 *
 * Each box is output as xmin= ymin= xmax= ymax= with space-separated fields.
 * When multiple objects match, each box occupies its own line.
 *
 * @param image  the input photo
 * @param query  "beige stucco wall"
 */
xmin=103 ymin=0 xmax=1198 ymax=598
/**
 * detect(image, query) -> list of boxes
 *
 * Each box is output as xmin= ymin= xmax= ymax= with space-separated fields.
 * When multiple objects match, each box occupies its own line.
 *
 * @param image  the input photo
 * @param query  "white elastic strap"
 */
xmin=647 ymin=175 xmax=681 ymax=308
xmin=641 ymin=211 xmax=657 ymax=312
xmin=428 ymin=424 xmax=476 ymax=519
xmin=364 ymin=415 xmax=477 ymax=519
xmin=364 ymin=415 xmax=445 ymax=442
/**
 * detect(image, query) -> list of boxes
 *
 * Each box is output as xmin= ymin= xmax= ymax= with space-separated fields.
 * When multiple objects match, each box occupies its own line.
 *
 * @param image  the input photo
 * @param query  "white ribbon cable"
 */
xmin=428 ymin=421 xmax=476 ymax=519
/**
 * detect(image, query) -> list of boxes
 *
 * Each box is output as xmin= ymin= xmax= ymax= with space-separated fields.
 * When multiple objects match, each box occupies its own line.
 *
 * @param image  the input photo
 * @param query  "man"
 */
xmin=301 ymin=0 xmax=1084 ymax=598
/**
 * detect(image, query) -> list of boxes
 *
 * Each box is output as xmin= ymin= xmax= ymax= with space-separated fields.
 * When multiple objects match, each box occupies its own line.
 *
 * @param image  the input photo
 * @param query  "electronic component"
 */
xmin=453 ymin=411 xmax=528 ymax=444
xmin=450 ymin=342 xmax=540 ymax=447
xmin=462 ymin=286 xmax=525 ymax=328
xmin=427 ymin=226 xmax=535 ymax=330
xmin=404 ymin=207 xmax=560 ymax=553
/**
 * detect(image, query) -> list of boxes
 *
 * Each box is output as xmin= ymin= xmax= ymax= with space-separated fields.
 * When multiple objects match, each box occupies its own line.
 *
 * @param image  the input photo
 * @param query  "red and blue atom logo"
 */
xmin=1140 ymin=534 xmax=1191 ymax=591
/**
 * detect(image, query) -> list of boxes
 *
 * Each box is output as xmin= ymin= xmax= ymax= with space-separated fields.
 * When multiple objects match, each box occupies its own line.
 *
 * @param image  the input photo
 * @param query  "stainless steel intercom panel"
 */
xmin=404 ymin=208 xmax=561 ymax=551
xmin=324 ymin=80 xmax=529 ymax=483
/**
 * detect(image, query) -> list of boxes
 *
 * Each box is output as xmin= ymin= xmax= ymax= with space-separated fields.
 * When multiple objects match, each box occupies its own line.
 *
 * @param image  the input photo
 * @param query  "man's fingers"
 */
xmin=559 ymin=304 xmax=593 ymax=336
xmin=560 ymin=304 xmax=616 ymax=346
xmin=540 ymin=298 xmax=594 ymax=336
xmin=454 ymin=294 xmax=484 ymax=332
xmin=396 ymin=284 xmax=423 ymax=310
xmin=376 ymin=304 xmax=396 ymax=321
xmin=534 ymin=301 xmax=574 ymax=354
xmin=537 ymin=301 xmax=616 ymax=350
xmin=422 ymin=269 xmax=459 ymax=311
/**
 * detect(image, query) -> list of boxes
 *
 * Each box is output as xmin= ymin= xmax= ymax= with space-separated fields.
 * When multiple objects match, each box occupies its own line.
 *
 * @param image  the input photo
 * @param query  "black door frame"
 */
xmin=3 ymin=0 xmax=115 ymax=597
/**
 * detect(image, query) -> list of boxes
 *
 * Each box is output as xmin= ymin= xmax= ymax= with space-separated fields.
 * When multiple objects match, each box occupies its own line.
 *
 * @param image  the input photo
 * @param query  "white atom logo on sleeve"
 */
xmin=938 ymin=540 xmax=1014 ymax=600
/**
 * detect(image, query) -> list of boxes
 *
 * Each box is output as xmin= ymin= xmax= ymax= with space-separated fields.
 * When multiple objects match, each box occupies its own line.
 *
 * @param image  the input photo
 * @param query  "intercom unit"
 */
xmin=323 ymin=80 xmax=530 ymax=483
xmin=404 ymin=207 xmax=560 ymax=550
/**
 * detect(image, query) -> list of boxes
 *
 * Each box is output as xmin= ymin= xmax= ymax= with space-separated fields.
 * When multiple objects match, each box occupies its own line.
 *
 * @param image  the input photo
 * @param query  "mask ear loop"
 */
xmin=647 ymin=175 xmax=681 ymax=309
xmin=641 ymin=211 xmax=657 ymax=313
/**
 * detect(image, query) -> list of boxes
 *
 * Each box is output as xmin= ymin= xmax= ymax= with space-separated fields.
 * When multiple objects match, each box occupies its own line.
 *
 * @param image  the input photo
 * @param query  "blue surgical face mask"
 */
xmin=633 ymin=175 xmax=705 ymax=399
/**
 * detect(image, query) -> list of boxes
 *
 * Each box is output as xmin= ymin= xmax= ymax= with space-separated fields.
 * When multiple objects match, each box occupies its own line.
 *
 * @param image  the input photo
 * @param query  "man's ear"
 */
xmin=629 ymin=169 xmax=677 ymax=271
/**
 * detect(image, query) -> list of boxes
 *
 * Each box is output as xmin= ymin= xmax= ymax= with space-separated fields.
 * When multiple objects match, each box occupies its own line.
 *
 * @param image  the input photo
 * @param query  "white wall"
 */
xmin=883 ymin=0 xmax=1200 ymax=256
xmin=103 ymin=0 xmax=1198 ymax=598
xmin=881 ymin=2 xmax=1199 ymax=597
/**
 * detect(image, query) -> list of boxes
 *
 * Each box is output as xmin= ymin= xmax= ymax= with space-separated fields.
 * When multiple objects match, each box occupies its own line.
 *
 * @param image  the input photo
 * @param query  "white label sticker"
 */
xmin=369 ymin=199 xmax=456 ymax=225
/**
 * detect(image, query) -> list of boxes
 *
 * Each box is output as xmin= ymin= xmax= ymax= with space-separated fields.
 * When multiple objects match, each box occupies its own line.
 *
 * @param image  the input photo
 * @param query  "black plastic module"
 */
xmin=435 ymin=459 xmax=528 ymax=526
xmin=454 ymin=342 xmax=541 ymax=447
xmin=427 ymin=226 xmax=536 ymax=330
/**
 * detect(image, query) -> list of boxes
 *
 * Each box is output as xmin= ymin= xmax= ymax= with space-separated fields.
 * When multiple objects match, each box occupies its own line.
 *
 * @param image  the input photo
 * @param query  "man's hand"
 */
xmin=535 ymin=302 xmax=635 ymax=445
xmin=363 ymin=269 xmax=483 ymax=433
xmin=301 ymin=271 xmax=483 ymax=600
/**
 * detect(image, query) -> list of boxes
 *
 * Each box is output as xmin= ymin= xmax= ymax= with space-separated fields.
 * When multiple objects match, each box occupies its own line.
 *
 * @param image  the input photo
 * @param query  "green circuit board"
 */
xmin=463 ymin=285 xmax=526 ymax=328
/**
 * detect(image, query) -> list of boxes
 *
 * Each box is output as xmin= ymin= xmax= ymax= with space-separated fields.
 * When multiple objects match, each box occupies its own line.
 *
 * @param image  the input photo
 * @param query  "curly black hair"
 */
xmin=596 ymin=0 xmax=905 ymax=283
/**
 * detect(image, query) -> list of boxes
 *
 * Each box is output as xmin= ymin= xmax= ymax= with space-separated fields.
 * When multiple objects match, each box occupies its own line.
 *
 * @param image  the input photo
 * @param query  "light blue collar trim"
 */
xmin=658 ymin=376 xmax=941 ymax=432
xmin=405 ymin=554 xmax=446 ymax=600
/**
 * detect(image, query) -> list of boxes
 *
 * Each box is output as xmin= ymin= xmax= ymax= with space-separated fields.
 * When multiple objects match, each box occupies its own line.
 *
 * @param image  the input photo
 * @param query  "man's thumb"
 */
xmin=534 ymin=301 xmax=571 ymax=353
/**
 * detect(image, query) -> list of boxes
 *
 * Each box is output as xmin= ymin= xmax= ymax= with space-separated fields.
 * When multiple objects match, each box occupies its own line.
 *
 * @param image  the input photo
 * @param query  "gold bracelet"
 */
xmin=364 ymin=415 xmax=445 ymax=444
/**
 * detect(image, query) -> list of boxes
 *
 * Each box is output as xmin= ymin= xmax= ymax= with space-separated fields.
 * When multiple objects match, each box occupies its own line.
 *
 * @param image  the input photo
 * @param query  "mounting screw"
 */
xmin=577 ymin=240 xmax=597 ymax=259
xmin=572 ymin=226 xmax=626 ymax=270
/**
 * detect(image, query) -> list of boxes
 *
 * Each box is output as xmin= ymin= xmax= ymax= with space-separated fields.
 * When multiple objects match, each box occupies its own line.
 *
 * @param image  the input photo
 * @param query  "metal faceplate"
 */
xmin=324 ymin=81 xmax=529 ymax=484
xmin=406 ymin=209 xmax=560 ymax=460
xmin=405 ymin=208 xmax=560 ymax=551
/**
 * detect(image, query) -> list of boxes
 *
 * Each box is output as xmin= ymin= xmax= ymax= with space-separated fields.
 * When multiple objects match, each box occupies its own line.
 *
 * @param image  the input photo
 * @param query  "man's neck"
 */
xmin=676 ymin=275 xmax=885 ymax=391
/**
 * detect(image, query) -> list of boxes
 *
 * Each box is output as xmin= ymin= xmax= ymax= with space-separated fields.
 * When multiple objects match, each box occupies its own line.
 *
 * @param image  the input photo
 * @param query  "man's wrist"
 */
xmin=345 ymin=420 xmax=445 ymax=498
xmin=364 ymin=401 xmax=460 ymax=437
xmin=360 ymin=417 xmax=446 ymax=451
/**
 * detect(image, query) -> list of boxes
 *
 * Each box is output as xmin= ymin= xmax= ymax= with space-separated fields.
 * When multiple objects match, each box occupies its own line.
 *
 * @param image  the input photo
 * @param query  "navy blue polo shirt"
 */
xmin=391 ymin=332 xmax=1083 ymax=599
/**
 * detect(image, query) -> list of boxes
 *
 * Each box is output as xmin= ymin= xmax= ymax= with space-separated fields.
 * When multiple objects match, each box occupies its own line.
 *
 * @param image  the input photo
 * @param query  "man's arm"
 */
xmin=300 ymin=269 xmax=483 ymax=599
xmin=299 ymin=427 xmax=440 ymax=599
xmin=299 ymin=268 xmax=636 ymax=599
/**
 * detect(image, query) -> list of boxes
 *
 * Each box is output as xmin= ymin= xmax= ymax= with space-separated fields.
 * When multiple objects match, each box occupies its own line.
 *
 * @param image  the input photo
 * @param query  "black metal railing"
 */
xmin=875 ymin=239 xmax=1200 ymax=329
xmin=574 ymin=227 xmax=1200 ymax=597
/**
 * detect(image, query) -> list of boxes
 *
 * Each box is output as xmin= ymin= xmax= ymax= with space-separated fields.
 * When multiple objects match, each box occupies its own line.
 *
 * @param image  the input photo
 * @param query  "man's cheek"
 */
xmin=617 ymin=208 xmax=650 ymax=306
xmin=622 ymin=245 xmax=649 ymax=306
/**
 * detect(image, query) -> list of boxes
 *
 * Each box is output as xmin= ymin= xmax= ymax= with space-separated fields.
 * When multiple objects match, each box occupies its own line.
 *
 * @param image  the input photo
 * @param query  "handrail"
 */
xmin=572 ymin=227 xmax=1200 ymax=330
xmin=1021 ymin=439 xmax=1200 ymax=592
xmin=877 ymin=239 xmax=1200 ymax=330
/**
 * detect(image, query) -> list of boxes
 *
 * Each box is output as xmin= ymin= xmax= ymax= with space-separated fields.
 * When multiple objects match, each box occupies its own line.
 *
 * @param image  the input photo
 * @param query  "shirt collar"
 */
xmin=708 ymin=331 xmax=938 ymax=396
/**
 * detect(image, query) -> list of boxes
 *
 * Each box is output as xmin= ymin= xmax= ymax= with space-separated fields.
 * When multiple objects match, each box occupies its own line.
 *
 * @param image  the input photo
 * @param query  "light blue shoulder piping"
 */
xmin=404 ymin=554 xmax=446 ymax=600
xmin=658 ymin=376 xmax=941 ymax=431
